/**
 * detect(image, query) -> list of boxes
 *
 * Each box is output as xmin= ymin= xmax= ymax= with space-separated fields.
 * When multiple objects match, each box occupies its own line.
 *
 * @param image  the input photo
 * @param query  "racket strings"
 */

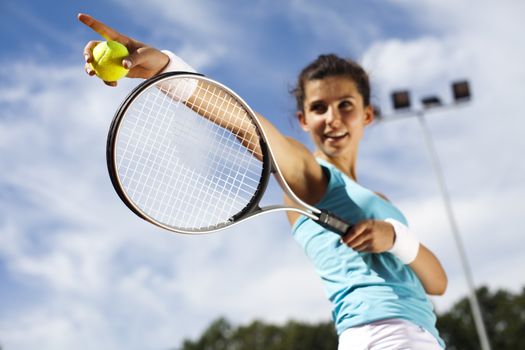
xmin=114 ymin=76 xmax=265 ymax=231
xmin=118 ymin=86 xmax=174 ymax=208
xmin=123 ymin=109 xmax=259 ymax=228
xmin=185 ymin=83 xmax=263 ymax=160
xmin=132 ymin=85 xmax=179 ymax=210
xmin=158 ymin=79 xmax=263 ymax=165
xmin=181 ymin=82 xmax=263 ymax=225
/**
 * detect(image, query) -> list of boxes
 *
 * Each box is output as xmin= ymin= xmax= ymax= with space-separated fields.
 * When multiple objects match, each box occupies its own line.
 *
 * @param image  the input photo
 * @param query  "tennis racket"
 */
xmin=107 ymin=71 xmax=352 ymax=235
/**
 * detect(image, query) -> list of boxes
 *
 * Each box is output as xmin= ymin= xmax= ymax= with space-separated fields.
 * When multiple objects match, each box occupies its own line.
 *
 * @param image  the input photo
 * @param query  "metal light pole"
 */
xmin=376 ymin=81 xmax=492 ymax=350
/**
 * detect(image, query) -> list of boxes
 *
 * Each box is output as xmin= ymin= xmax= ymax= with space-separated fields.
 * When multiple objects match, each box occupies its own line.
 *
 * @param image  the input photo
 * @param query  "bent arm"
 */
xmin=385 ymin=219 xmax=448 ymax=295
xmin=409 ymin=244 xmax=448 ymax=295
xmin=341 ymin=219 xmax=448 ymax=296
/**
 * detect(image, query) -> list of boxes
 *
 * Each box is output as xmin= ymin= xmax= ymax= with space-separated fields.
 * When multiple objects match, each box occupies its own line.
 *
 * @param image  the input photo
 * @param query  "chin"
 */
xmin=320 ymin=147 xmax=343 ymax=158
xmin=321 ymin=143 xmax=354 ymax=158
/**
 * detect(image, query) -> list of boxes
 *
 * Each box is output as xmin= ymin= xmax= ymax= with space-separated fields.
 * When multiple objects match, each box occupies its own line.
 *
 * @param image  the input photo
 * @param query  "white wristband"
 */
xmin=385 ymin=218 xmax=420 ymax=264
xmin=157 ymin=50 xmax=198 ymax=102
xmin=160 ymin=50 xmax=197 ymax=74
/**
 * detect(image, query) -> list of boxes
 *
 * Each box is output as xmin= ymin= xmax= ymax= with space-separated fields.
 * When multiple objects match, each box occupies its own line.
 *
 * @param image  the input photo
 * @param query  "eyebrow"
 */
xmin=307 ymin=95 xmax=357 ymax=105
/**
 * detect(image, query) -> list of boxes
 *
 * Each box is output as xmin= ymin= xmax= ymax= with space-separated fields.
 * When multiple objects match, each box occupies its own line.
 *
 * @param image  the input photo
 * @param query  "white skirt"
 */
xmin=338 ymin=318 xmax=444 ymax=350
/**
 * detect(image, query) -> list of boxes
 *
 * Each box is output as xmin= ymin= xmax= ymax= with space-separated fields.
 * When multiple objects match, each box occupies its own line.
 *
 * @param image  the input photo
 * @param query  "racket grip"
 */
xmin=318 ymin=211 xmax=352 ymax=236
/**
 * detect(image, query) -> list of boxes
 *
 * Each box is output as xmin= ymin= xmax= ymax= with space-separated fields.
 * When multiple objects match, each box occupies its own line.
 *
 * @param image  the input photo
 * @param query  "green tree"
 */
xmin=177 ymin=318 xmax=337 ymax=350
xmin=179 ymin=318 xmax=233 ymax=350
xmin=176 ymin=286 xmax=525 ymax=350
xmin=437 ymin=286 xmax=525 ymax=350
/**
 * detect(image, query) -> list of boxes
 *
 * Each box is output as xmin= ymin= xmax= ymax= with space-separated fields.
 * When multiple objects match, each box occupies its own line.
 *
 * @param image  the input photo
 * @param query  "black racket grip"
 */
xmin=317 ymin=211 xmax=352 ymax=236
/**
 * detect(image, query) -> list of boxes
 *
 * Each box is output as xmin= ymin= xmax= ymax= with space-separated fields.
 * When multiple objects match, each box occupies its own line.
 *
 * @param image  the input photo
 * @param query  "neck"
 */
xmin=314 ymin=151 xmax=358 ymax=181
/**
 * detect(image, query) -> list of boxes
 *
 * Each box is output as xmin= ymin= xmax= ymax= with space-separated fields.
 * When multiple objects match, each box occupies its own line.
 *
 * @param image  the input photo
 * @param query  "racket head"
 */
xmin=107 ymin=72 xmax=271 ymax=234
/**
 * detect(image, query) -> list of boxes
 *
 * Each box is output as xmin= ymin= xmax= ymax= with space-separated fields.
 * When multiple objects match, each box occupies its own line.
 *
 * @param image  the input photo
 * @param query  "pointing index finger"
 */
xmin=77 ymin=13 xmax=124 ymax=42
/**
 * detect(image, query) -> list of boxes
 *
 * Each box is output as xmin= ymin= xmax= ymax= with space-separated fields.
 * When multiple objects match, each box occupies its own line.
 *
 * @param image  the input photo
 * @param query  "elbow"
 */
xmin=426 ymin=275 xmax=448 ymax=296
xmin=429 ymin=285 xmax=447 ymax=296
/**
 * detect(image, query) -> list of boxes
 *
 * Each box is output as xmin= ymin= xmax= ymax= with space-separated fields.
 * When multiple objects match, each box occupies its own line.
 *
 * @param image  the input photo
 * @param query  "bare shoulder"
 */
xmin=281 ymin=136 xmax=328 ymax=205
xmin=375 ymin=191 xmax=390 ymax=202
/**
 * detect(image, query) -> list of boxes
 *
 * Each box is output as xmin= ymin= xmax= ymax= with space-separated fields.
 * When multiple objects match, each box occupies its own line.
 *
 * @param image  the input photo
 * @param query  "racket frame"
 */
xmin=106 ymin=72 xmax=350 ymax=235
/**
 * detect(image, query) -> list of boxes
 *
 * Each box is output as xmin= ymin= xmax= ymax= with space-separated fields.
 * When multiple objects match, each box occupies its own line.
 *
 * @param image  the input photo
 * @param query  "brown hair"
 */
xmin=291 ymin=54 xmax=371 ymax=113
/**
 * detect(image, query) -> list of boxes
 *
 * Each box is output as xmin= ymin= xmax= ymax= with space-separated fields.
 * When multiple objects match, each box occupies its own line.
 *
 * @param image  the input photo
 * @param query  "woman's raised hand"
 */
xmin=78 ymin=13 xmax=169 ymax=86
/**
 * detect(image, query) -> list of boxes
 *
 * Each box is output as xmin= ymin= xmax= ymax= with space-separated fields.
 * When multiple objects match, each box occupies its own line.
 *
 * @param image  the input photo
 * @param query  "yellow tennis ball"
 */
xmin=90 ymin=40 xmax=129 ymax=82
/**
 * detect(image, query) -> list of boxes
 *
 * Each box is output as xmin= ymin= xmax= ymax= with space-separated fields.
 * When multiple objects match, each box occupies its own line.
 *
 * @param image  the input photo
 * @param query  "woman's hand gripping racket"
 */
xmin=107 ymin=72 xmax=352 ymax=235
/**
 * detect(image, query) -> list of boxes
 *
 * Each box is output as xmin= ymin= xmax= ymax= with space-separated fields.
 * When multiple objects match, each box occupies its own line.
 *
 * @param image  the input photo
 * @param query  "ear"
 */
xmin=297 ymin=111 xmax=310 ymax=132
xmin=363 ymin=105 xmax=375 ymax=126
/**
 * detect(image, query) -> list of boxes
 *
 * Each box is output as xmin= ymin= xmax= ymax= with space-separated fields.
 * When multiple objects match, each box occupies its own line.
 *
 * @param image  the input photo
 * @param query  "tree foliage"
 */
xmin=437 ymin=286 xmax=525 ymax=350
xmin=177 ymin=318 xmax=337 ymax=350
xmin=176 ymin=286 xmax=525 ymax=350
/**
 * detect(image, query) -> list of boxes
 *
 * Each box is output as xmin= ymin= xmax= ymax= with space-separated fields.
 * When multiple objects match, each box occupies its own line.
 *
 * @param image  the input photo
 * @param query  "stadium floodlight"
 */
xmin=452 ymin=80 xmax=471 ymax=102
xmin=391 ymin=90 xmax=411 ymax=110
xmin=421 ymin=96 xmax=442 ymax=109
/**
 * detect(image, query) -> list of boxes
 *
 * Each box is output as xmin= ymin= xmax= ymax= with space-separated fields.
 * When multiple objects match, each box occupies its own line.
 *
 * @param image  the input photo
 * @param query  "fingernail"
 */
xmin=122 ymin=59 xmax=131 ymax=69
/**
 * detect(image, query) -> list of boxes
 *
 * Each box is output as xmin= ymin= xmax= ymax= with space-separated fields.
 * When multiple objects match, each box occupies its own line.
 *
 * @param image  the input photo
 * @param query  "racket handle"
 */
xmin=317 ymin=211 xmax=352 ymax=236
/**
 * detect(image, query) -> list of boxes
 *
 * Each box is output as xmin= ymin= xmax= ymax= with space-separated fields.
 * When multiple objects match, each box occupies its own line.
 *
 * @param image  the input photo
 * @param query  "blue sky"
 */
xmin=1 ymin=0 xmax=525 ymax=349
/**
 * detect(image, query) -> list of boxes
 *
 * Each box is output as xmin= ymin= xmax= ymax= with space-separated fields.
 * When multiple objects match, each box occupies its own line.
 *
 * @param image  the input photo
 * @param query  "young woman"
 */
xmin=79 ymin=13 xmax=447 ymax=349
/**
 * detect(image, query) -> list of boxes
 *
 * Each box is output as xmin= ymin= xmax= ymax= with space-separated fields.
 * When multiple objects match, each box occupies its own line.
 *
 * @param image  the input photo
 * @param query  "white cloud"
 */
xmin=364 ymin=37 xmax=454 ymax=95
xmin=397 ymin=189 xmax=525 ymax=312
xmin=285 ymin=0 xmax=374 ymax=53
xmin=110 ymin=0 xmax=237 ymax=70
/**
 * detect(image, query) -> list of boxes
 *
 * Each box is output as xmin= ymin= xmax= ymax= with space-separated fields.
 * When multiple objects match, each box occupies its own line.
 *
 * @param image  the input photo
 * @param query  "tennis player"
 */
xmin=79 ymin=13 xmax=448 ymax=349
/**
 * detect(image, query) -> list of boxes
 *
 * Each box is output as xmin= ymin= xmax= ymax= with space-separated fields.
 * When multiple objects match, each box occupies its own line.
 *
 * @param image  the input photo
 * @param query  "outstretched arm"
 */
xmin=78 ymin=13 xmax=327 ymax=205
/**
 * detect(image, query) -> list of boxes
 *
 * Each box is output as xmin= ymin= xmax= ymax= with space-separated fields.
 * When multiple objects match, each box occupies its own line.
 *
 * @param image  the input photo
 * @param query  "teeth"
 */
xmin=325 ymin=132 xmax=347 ymax=138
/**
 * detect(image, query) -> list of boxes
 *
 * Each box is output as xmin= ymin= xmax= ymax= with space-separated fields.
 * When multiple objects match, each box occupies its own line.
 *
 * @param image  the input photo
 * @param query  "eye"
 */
xmin=339 ymin=100 xmax=354 ymax=110
xmin=310 ymin=102 xmax=327 ymax=114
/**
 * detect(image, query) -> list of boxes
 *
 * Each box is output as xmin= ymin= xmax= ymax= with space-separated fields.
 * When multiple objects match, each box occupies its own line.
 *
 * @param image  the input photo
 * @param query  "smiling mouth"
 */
xmin=324 ymin=132 xmax=349 ymax=141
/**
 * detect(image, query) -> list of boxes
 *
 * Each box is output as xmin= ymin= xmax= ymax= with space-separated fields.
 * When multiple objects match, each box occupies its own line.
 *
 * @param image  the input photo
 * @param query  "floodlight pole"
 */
xmin=379 ymin=82 xmax=491 ymax=349
xmin=414 ymin=110 xmax=492 ymax=350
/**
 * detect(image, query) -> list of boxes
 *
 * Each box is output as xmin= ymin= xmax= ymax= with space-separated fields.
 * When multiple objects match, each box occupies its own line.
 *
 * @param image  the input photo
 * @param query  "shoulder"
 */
xmin=276 ymin=137 xmax=328 ymax=206
xmin=283 ymin=161 xmax=331 ymax=227
xmin=374 ymin=191 xmax=390 ymax=202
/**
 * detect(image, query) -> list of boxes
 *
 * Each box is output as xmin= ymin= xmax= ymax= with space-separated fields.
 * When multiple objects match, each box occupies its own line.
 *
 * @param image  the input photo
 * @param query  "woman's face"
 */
xmin=298 ymin=76 xmax=374 ymax=158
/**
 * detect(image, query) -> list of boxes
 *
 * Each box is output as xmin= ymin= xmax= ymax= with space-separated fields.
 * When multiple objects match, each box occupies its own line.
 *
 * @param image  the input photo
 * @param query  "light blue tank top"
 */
xmin=291 ymin=159 xmax=444 ymax=347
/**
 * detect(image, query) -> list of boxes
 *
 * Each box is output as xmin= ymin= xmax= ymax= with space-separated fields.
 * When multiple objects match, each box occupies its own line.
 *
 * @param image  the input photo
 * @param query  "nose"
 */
xmin=325 ymin=105 xmax=342 ymax=126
